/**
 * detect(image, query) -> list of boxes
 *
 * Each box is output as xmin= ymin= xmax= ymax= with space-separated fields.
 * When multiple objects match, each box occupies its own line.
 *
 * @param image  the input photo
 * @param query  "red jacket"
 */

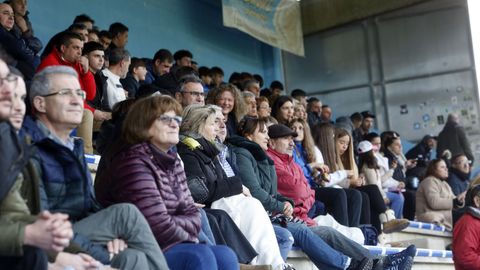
xmin=453 ymin=211 xmax=480 ymax=270
xmin=37 ymin=48 xmax=96 ymax=112
xmin=266 ymin=148 xmax=316 ymax=226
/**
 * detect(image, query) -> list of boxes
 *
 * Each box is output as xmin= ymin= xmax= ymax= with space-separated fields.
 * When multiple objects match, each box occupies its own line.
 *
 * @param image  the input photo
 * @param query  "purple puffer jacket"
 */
xmin=95 ymin=142 xmax=201 ymax=251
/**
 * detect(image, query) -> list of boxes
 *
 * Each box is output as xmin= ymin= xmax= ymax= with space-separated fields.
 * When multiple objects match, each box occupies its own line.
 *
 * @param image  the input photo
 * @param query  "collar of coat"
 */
xmin=180 ymin=135 xmax=220 ymax=159
xmin=267 ymin=147 xmax=293 ymax=163
xmin=467 ymin=206 xmax=480 ymax=220
xmin=227 ymin=135 xmax=270 ymax=162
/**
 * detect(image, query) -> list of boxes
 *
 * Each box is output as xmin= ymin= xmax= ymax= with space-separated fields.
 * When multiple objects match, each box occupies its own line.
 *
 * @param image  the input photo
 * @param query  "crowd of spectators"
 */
xmin=0 ymin=6 xmax=478 ymax=270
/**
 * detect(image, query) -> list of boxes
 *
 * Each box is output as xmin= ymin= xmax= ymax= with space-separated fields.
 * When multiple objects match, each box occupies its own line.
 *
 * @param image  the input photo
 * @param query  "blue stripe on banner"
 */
xmin=408 ymin=221 xmax=447 ymax=232
xmin=417 ymin=249 xmax=430 ymax=257
xmin=320 ymin=246 xmax=453 ymax=258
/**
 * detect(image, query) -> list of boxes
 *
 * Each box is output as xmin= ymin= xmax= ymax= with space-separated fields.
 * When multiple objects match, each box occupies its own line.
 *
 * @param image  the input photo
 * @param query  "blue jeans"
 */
xmin=285 ymin=221 xmax=349 ymax=270
xmin=165 ymin=243 xmax=239 ymax=270
xmin=198 ymin=208 xmax=216 ymax=245
xmin=273 ymin=225 xmax=294 ymax=261
xmin=309 ymin=226 xmax=372 ymax=261
xmin=387 ymin=192 xmax=404 ymax=219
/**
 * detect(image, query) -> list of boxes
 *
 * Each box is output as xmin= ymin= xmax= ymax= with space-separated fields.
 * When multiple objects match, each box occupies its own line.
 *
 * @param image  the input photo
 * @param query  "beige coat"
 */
xmin=416 ymin=176 xmax=455 ymax=230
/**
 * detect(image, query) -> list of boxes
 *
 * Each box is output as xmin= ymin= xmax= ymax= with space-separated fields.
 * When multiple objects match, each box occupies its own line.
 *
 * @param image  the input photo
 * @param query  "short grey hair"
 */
xmin=242 ymin=91 xmax=256 ymax=99
xmin=30 ymin=66 xmax=78 ymax=104
xmin=181 ymin=104 xmax=217 ymax=138
xmin=108 ymin=48 xmax=130 ymax=66
xmin=242 ymin=79 xmax=259 ymax=91
xmin=179 ymin=75 xmax=203 ymax=92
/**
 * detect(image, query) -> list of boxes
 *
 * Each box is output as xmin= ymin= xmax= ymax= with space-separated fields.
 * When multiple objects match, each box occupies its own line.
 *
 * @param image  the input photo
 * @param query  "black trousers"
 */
xmin=356 ymin=189 xmax=371 ymax=226
xmin=204 ymin=208 xmax=257 ymax=264
xmin=315 ymin=187 xmax=366 ymax=227
xmin=402 ymin=189 xmax=416 ymax=220
xmin=356 ymin=185 xmax=387 ymax=233
xmin=0 ymin=246 xmax=48 ymax=270
xmin=315 ymin=187 xmax=348 ymax=226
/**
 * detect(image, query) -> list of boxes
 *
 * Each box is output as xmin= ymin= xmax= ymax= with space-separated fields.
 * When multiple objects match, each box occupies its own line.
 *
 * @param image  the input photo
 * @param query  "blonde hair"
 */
xmin=313 ymin=123 xmax=337 ymax=171
xmin=181 ymin=104 xmax=217 ymax=137
xmin=335 ymin=128 xmax=359 ymax=179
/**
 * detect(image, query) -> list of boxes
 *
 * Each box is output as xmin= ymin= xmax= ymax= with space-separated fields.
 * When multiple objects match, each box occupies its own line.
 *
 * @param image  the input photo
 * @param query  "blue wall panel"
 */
xmin=28 ymin=0 xmax=282 ymax=84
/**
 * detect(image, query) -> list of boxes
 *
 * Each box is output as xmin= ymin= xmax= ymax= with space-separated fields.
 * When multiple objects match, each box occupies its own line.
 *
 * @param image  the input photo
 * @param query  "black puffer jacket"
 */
xmin=177 ymin=136 xmax=243 ymax=206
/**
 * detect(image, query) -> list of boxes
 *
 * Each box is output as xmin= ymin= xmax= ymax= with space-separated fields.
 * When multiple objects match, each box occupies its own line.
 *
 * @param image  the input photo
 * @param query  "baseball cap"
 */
xmin=357 ymin=140 xmax=373 ymax=154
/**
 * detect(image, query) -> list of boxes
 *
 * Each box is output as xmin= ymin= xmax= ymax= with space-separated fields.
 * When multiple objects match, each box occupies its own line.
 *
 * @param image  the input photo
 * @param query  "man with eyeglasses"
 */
xmin=0 ymin=59 xmax=79 ymax=270
xmin=447 ymin=154 xmax=471 ymax=197
xmin=21 ymin=66 xmax=169 ymax=270
xmin=175 ymin=75 xmax=205 ymax=108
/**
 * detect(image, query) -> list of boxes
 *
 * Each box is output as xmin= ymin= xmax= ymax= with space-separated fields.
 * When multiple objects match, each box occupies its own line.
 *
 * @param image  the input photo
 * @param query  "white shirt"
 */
xmin=102 ymin=68 xmax=126 ymax=109
xmin=314 ymin=146 xmax=349 ymax=188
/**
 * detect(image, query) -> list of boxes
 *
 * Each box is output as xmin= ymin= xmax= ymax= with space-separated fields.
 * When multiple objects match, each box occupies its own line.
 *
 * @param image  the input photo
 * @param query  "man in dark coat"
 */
xmin=0 ymin=3 xmax=36 ymax=80
xmin=437 ymin=113 xmax=474 ymax=163
xmin=447 ymin=154 xmax=471 ymax=196
xmin=0 ymin=58 xmax=73 ymax=270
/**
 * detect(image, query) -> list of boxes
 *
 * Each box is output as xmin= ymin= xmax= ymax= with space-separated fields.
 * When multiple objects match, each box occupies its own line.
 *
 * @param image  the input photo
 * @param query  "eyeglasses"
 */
xmin=158 ymin=115 xmax=182 ymax=125
xmin=454 ymin=159 xmax=472 ymax=166
xmin=0 ymin=73 xmax=18 ymax=88
xmin=182 ymin=91 xmax=204 ymax=97
xmin=41 ymin=88 xmax=86 ymax=100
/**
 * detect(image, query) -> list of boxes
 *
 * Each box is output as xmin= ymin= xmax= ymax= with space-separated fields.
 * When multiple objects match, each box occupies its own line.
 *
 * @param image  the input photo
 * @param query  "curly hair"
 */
xmin=206 ymin=83 xmax=247 ymax=121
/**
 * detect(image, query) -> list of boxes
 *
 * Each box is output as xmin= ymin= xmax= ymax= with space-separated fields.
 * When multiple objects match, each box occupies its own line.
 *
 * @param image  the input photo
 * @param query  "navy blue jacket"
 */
xmin=21 ymin=117 xmax=99 ymax=221
xmin=447 ymin=168 xmax=470 ymax=196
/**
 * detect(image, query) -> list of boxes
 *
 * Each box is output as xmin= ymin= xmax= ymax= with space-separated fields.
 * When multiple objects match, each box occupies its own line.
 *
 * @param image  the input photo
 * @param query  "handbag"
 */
xmin=187 ymin=176 xmax=209 ymax=203
xmin=358 ymin=224 xmax=378 ymax=246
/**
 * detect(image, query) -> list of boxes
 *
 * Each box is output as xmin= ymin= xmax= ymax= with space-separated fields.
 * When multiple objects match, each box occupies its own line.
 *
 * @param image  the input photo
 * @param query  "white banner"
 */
xmin=222 ymin=0 xmax=304 ymax=56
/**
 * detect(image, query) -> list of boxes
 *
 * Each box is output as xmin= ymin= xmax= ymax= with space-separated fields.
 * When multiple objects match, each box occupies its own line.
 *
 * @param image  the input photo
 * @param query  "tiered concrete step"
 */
xmin=385 ymin=221 xmax=452 ymax=250
xmin=287 ymin=245 xmax=453 ymax=270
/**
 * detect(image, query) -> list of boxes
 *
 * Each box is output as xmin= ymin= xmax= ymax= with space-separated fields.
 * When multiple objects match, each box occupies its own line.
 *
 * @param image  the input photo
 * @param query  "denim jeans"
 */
xmin=198 ymin=208 xmax=216 ymax=245
xmin=165 ymin=243 xmax=239 ymax=270
xmin=387 ymin=191 xmax=405 ymax=219
xmin=273 ymin=225 xmax=294 ymax=261
xmin=309 ymin=225 xmax=372 ymax=261
xmin=285 ymin=221 xmax=349 ymax=270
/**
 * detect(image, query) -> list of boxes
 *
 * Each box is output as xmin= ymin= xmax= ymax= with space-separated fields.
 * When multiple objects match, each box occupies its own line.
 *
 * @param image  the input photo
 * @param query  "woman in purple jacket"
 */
xmin=95 ymin=95 xmax=238 ymax=270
